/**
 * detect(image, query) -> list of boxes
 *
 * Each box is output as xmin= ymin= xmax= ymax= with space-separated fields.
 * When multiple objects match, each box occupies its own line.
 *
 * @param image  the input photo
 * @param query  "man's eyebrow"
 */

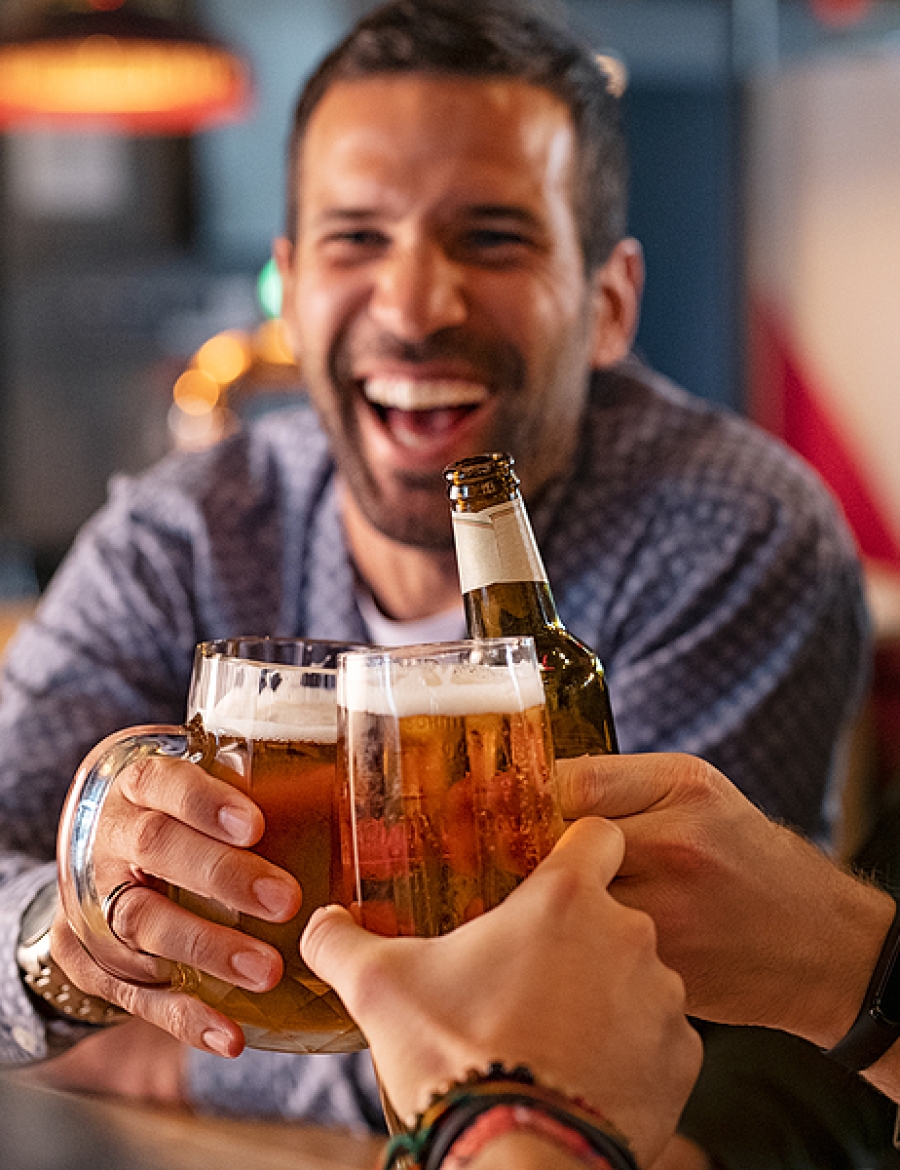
xmin=463 ymin=204 xmax=542 ymax=227
xmin=311 ymin=208 xmax=378 ymax=227
xmin=308 ymin=204 xmax=544 ymax=230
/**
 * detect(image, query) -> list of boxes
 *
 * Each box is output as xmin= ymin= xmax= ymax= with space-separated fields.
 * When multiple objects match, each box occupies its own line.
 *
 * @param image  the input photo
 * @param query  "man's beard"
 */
xmin=323 ymin=403 xmax=457 ymax=550
xmin=354 ymin=465 xmax=456 ymax=551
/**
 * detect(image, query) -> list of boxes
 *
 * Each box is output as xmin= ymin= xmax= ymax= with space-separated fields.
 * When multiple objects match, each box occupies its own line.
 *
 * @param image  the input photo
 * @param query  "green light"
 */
xmin=257 ymin=257 xmax=282 ymax=319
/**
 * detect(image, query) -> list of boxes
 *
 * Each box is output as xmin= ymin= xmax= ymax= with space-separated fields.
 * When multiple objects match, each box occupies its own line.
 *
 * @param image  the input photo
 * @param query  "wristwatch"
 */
xmin=16 ymin=881 xmax=128 ymax=1027
xmin=825 ymin=898 xmax=900 ymax=1072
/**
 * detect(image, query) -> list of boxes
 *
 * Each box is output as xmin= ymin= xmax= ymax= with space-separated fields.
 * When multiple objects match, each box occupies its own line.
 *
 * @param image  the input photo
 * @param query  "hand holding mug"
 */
xmin=53 ymin=740 xmax=289 ymax=1056
xmin=56 ymin=639 xmax=363 ymax=1056
xmin=302 ymin=817 xmax=702 ymax=1169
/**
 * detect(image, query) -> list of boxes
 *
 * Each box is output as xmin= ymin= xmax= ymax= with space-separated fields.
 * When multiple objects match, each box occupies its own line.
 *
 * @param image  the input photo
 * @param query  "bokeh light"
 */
xmin=173 ymin=368 xmax=220 ymax=415
xmin=256 ymin=257 xmax=283 ymax=319
xmin=253 ymin=318 xmax=295 ymax=366
xmin=195 ymin=331 xmax=251 ymax=385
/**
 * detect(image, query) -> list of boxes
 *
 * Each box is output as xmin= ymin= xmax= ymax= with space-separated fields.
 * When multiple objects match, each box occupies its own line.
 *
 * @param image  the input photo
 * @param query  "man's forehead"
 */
xmin=297 ymin=74 xmax=576 ymax=208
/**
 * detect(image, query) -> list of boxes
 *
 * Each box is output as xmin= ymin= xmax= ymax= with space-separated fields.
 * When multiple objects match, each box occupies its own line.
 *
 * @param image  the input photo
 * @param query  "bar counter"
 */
xmin=0 ymin=1074 xmax=386 ymax=1170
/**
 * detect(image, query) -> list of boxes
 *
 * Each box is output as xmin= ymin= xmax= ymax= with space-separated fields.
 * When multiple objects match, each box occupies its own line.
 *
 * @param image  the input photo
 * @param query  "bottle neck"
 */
xmin=451 ymin=495 xmax=548 ymax=596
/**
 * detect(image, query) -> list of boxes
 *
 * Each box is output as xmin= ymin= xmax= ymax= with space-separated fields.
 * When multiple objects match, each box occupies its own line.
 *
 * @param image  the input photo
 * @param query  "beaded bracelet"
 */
xmin=380 ymin=1063 xmax=639 ymax=1170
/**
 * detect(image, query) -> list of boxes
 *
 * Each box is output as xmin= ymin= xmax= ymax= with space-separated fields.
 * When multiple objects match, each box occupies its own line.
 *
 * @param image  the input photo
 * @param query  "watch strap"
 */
xmin=22 ymin=950 xmax=129 ymax=1028
xmin=825 ymin=898 xmax=900 ymax=1072
xmin=17 ymin=883 xmax=129 ymax=1029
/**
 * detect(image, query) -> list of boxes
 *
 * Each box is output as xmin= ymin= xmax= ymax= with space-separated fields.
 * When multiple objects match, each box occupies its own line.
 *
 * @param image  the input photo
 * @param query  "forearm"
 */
xmin=757 ymin=838 xmax=895 ymax=1051
xmin=831 ymin=881 xmax=900 ymax=1103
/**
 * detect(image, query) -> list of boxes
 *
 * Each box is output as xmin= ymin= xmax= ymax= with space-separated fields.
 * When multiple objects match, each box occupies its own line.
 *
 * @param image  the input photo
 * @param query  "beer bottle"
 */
xmin=444 ymin=452 xmax=617 ymax=757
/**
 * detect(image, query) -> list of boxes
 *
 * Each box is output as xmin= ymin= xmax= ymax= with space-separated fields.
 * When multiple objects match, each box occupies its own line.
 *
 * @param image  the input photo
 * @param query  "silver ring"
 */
xmin=101 ymin=879 xmax=145 ymax=944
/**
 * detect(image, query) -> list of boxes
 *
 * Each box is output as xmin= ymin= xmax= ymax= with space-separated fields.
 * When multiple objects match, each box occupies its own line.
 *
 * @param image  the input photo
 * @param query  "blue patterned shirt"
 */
xmin=0 ymin=359 xmax=869 ymax=1124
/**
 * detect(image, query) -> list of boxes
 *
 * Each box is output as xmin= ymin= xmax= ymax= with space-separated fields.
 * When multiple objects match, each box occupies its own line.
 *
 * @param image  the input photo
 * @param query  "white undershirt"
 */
xmin=355 ymin=585 xmax=467 ymax=648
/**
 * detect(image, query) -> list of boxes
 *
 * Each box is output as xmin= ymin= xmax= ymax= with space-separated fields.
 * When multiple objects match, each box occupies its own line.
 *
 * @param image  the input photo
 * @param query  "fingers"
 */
xmin=105 ymin=885 xmax=284 ymax=992
xmin=300 ymin=822 xmax=629 ymax=1003
xmin=557 ymin=752 xmax=724 ymax=821
xmin=301 ymin=904 xmax=378 ymax=995
xmin=542 ymin=815 xmax=625 ymax=886
xmin=79 ymin=754 xmax=300 ymax=991
xmin=99 ymin=756 xmax=301 ymax=922
xmin=103 ymin=811 xmax=301 ymax=922
xmin=118 ymin=755 xmax=263 ymax=848
xmin=50 ymin=917 xmax=246 ymax=1059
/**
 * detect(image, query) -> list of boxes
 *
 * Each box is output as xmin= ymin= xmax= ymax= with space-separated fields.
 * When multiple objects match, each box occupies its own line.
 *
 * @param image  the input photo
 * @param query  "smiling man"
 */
xmin=277 ymin=72 xmax=638 ymax=559
xmin=273 ymin=58 xmax=641 ymax=623
xmin=0 ymin=2 xmax=880 ymax=1169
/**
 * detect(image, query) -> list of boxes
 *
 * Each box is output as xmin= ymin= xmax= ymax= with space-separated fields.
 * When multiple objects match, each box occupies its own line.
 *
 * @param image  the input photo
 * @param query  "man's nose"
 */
xmin=369 ymin=240 xmax=467 ymax=341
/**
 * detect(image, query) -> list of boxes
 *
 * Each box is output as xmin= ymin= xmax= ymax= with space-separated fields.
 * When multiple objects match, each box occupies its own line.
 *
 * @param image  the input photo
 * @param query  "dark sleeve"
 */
xmin=678 ymin=1023 xmax=900 ymax=1170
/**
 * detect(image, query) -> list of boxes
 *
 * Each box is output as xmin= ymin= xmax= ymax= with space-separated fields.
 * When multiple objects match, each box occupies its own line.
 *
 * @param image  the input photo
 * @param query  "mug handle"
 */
xmin=57 ymin=725 xmax=191 ymax=986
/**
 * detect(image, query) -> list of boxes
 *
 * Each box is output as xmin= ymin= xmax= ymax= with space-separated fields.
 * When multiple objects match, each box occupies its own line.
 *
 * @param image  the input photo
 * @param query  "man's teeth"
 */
xmin=364 ymin=377 xmax=488 ymax=411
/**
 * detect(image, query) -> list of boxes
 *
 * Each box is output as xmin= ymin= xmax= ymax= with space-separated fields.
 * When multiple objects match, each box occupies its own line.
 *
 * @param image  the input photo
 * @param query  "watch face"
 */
xmin=19 ymin=883 xmax=59 ymax=948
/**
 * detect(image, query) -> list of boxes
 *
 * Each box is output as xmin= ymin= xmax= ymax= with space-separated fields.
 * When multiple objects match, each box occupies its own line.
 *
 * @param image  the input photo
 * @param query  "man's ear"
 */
xmin=589 ymin=237 xmax=645 ymax=368
xmin=272 ymin=236 xmax=300 ymax=359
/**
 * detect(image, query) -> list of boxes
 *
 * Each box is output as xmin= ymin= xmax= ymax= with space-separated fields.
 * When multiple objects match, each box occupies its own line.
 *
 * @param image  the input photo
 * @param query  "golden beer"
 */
xmin=339 ymin=641 xmax=562 ymax=938
xmin=170 ymin=641 xmax=365 ymax=1054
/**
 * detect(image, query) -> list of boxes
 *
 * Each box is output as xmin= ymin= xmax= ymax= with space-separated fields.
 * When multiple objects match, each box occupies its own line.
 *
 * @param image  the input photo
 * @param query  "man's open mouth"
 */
xmin=362 ymin=376 xmax=489 ymax=449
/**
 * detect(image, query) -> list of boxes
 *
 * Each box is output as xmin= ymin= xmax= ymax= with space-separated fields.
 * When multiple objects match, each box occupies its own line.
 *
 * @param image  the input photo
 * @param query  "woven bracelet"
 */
xmin=381 ymin=1063 xmax=639 ymax=1170
xmin=440 ymin=1102 xmax=622 ymax=1168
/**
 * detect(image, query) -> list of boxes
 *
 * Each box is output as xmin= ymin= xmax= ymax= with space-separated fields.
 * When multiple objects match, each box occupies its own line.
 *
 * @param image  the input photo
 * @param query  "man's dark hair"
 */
xmin=285 ymin=0 xmax=628 ymax=271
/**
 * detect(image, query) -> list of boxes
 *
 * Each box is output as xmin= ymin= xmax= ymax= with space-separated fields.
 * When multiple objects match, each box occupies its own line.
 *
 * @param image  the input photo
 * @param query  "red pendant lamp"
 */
xmin=809 ymin=0 xmax=872 ymax=27
xmin=0 ymin=0 xmax=252 ymax=135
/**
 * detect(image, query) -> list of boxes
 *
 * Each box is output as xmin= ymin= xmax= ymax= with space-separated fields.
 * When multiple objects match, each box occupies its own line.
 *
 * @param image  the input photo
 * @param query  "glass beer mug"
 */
xmin=59 ymin=637 xmax=366 ymax=1054
xmin=337 ymin=637 xmax=563 ymax=938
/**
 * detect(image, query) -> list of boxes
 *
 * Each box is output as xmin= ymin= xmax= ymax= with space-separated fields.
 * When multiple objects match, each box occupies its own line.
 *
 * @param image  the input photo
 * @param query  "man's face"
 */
xmin=278 ymin=75 xmax=601 ymax=549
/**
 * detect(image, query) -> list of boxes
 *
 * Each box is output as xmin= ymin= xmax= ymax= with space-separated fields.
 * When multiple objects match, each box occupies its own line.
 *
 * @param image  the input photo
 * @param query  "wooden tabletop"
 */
xmin=0 ymin=1077 xmax=386 ymax=1170
xmin=88 ymin=1096 xmax=385 ymax=1170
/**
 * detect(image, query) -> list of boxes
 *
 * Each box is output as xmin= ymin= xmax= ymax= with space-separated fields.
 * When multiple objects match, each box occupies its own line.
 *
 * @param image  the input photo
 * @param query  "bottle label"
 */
xmin=452 ymin=500 xmax=548 ymax=593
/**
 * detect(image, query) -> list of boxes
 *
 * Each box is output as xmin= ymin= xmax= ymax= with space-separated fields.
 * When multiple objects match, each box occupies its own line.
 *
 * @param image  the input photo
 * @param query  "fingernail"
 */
xmin=231 ymin=949 xmax=275 ymax=989
xmin=253 ymin=877 xmax=295 ymax=917
xmin=202 ymin=1029 xmax=234 ymax=1057
xmin=218 ymin=805 xmax=254 ymax=843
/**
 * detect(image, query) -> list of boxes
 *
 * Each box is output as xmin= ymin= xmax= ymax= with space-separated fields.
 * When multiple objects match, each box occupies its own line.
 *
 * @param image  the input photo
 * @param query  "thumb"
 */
xmin=544 ymin=815 xmax=625 ymax=887
xmin=557 ymin=752 xmax=683 ymax=820
xmin=300 ymin=904 xmax=378 ymax=996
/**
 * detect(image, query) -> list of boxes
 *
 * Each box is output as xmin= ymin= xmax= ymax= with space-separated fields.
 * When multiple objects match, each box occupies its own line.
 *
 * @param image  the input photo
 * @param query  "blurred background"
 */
xmin=0 ymin=0 xmax=898 ymax=620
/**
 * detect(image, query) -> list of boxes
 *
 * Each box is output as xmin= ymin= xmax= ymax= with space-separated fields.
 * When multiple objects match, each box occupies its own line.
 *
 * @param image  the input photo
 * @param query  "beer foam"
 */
xmin=340 ymin=659 xmax=545 ymax=718
xmin=195 ymin=666 xmax=337 ymax=743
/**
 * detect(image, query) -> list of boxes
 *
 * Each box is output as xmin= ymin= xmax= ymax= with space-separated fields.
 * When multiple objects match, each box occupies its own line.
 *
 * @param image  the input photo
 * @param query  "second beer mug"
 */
xmin=337 ymin=637 xmax=563 ymax=937
xmin=59 ymin=638 xmax=366 ymax=1055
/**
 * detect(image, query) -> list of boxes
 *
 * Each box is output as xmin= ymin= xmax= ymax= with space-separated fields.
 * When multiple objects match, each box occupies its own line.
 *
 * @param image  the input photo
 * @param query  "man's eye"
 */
xmin=465 ymin=229 xmax=528 ymax=249
xmin=324 ymin=229 xmax=388 ymax=251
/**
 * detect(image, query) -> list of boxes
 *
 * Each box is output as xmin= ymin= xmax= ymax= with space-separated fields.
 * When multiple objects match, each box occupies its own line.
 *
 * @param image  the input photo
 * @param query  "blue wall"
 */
xmin=626 ymin=83 xmax=741 ymax=409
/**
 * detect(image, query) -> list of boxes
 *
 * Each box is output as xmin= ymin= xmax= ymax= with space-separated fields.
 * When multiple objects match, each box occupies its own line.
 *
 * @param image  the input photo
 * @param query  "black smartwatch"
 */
xmin=825 ymin=898 xmax=900 ymax=1072
xmin=16 ymin=881 xmax=128 ymax=1028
